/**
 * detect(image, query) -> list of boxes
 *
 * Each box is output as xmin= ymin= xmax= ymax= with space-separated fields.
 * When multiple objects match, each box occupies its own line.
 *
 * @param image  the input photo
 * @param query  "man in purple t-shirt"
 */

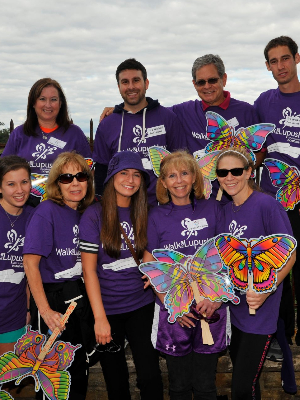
xmin=254 ymin=35 xmax=300 ymax=393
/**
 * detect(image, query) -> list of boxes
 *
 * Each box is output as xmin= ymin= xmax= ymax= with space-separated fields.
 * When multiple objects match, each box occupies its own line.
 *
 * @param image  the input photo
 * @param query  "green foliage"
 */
xmin=0 ymin=122 xmax=9 ymax=144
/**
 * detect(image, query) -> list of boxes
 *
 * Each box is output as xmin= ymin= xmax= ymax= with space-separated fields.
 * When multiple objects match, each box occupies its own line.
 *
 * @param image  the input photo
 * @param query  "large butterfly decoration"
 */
xmin=30 ymin=158 xmax=94 ymax=203
xmin=215 ymin=234 xmax=296 ymax=293
xmin=205 ymin=111 xmax=275 ymax=164
xmin=264 ymin=158 xmax=300 ymax=211
xmin=0 ymin=390 xmax=13 ymax=400
xmin=0 ymin=326 xmax=80 ymax=400
xmin=139 ymin=237 xmax=239 ymax=323
xmin=148 ymin=146 xmax=218 ymax=200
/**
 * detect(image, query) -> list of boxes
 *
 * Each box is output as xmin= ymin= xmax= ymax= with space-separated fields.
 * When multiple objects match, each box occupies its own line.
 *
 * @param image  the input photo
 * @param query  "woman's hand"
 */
xmin=41 ymin=308 xmax=65 ymax=333
xmin=176 ymin=312 xmax=198 ymax=328
xmin=94 ymin=317 xmax=112 ymax=345
xmin=246 ymin=291 xmax=270 ymax=310
xmin=142 ymin=274 xmax=151 ymax=289
xmin=196 ymin=299 xmax=222 ymax=317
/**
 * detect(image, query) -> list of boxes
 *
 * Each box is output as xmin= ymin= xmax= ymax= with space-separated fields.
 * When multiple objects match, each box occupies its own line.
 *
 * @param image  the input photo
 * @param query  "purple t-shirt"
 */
xmin=254 ymin=88 xmax=300 ymax=196
xmin=146 ymin=199 xmax=228 ymax=356
xmin=2 ymin=124 xmax=92 ymax=175
xmin=171 ymin=95 xmax=259 ymax=201
xmin=0 ymin=205 xmax=32 ymax=333
xmin=23 ymin=200 xmax=82 ymax=283
xmin=93 ymin=102 xmax=187 ymax=205
xmin=220 ymin=190 xmax=293 ymax=335
xmin=79 ymin=203 xmax=154 ymax=315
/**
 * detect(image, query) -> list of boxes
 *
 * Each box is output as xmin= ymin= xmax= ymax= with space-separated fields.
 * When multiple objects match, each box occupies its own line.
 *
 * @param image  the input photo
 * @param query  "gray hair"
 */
xmin=192 ymin=54 xmax=225 ymax=81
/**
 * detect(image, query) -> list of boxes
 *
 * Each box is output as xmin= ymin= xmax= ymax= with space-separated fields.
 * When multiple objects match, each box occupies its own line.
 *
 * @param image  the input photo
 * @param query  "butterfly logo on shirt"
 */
xmin=215 ymin=234 xmax=296 ymax=293
xmin=264 ymin=158 xmax=300 ymax=211
xmin=139 ymin=237 xmax=239 ymax=323
xmin=32 ymin=143 xmax=57 ymax=162
xmin=4 ymin=230 xmax=25 ymax=253
xmin=205 ymin=111 xmax=275 ymax=165
xmin=0 ymin=326 xmax=80 ymax=400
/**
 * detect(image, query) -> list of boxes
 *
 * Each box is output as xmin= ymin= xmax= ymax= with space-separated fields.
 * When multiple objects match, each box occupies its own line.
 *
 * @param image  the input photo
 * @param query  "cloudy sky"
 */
xmin=0 ymin=0 xmax=298 ymax=136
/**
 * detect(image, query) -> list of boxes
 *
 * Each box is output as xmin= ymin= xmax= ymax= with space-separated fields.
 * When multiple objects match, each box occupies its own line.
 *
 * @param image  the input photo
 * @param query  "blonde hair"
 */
xmin=47 ymin=151 xmax=94 ymax=212
xmin=156 ymin=150 xmax=204 ymax=204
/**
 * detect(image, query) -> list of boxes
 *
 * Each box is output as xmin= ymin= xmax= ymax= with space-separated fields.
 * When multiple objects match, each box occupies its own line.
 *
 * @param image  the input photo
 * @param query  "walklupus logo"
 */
xmin=120 ymin=221 xmax=134 ymax=241
xmin=4 ymin=230 xmax=24 ymax=253
xmin=32 ymin=143 xmax=57 ymax=162
xmin=229 ymin=220 xmax=247 ymax=238
xmin=132 ymin=124 xmax=166 ymax=146
xmin=279 ymin=107 xmax=300 ymax=129
xmin=181 ymin=218 xmax=208 ymax=239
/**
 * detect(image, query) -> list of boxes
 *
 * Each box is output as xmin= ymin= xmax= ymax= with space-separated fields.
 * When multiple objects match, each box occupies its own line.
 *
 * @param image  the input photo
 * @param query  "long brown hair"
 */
xmin=100 ymin=174 xmax=148 ymax=259
xmin=24 ymin=78 xmax=71 ymax=137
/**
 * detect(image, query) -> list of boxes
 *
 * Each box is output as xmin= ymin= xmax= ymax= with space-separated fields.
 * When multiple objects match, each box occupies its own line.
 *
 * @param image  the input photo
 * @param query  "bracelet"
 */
xmin=27 ymin=309 xmax=30 ymax=312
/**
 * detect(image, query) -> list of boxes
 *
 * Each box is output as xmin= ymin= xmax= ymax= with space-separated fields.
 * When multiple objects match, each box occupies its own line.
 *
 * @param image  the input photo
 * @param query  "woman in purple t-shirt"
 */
xmin=216 ymin=147 xmax=296 ymax=399
xmin=143 ymin=151 xmax=225 ymax=400
xmin=23 ymin=152 xmax=95 ymax=400
xmin=79 ymin=151 xmax=163 ymax=400
xmin=0 ymin=156 xmax=32 ymax=356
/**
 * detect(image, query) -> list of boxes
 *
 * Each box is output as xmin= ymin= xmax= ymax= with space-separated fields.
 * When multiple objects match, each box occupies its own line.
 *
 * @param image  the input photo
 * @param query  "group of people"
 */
xmin=0 ymin=34 xmax=299 ymax=400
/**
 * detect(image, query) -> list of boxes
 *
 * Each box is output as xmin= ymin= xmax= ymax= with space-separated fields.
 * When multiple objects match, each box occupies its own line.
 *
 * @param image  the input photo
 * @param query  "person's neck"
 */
xmin=278 ymin=78 xmax=300 ymax=94
xmin=38 ymin=119 xmax=58 ymax=130
xmin=124 ymin=98 xmax=148 ymax=114
xmin=0 ymin=200 xmax=23 ymax=216
xmin=232 ymin=187 xmax=253 ymax=207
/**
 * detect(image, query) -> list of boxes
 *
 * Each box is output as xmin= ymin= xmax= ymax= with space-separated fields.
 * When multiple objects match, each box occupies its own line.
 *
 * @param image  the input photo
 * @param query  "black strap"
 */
xmin=119 ymin=224 xmax=140 ymax=266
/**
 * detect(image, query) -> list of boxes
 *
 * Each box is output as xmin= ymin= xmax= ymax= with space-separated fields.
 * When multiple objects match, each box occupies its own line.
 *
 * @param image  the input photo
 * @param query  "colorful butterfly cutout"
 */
xmin=31 ymin=173 xmax=48 ymax=201
xmin=264 ymin=158 xmax=300 ymax=211
xmin=148 ymin=146 xmax=217 ymax=199
xmin=0 ymin=390 xmax=13 ymax=400
xmin=204 ymin=111 xmax=275 ymax=164
xmin=0 ymin=326 xmax=80 ymax=400
xmin=215 ymin=234 xmax=296 ymax=293
xmin=139 ymin=237 xmax=239 ymax=323
xmin=85 ymin=157 xmax=94 ymax=170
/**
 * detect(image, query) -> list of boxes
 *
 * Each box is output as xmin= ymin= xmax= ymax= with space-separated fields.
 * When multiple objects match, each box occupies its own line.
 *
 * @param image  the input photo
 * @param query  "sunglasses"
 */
xmin=190 ymin=303 xmax=220 ymax=324
xmin=194 ymin=78 xmax=219 ymax=87
xmin=216 ymin=168 xmax=247 ymax=178
xmin=94 ymin=334 xmax=121 ymax=353
xmin=58 ymin=172 xmax=88 ymax=184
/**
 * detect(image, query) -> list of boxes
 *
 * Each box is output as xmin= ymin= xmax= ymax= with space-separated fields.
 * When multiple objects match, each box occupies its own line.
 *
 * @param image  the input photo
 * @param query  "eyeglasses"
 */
xmin=58 ymin=172 xmax=88 ymax=184
xmin=94 ymin=334 xmax=121 ymax=353
xmin=194 ymin=78 xmax=219 ymax=87
xmin=216 ymin=168 xmax=247 ymax=178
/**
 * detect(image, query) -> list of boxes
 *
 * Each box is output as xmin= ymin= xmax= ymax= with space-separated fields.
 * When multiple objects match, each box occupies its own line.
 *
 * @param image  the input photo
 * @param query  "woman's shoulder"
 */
xmin=65 ymin=123 xmax=85 ymax=135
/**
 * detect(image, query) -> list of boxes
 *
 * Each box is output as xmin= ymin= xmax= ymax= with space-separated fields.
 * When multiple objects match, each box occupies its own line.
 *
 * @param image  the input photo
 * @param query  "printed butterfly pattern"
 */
xmin=264 ymin=158 xmax=300 ymax=211
xmin=148 ymin=146 xmax=217 ymax=199
xmin=0 ymin=326 xmax=80 ymax=400
xmin=215 ymin=234 xmax=296 ymax=293
xmin=0 ymin=390 xmax=13 ymax=400
xmin=205 ymin=111 xmax=275 ymax=164
xmin=31 ymin=173 xmax=48 ymax=201
xmin=139 ymin=237 xmax=239 ymax=323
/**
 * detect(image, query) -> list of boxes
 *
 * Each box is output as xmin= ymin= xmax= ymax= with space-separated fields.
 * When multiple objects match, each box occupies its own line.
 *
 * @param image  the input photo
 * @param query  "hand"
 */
xmin=176 ymin=312 xmax=198 ymax=328
xmin=246 ymin=291 xmax=270 ymax=310
xmin=94 ymin=317 xmax=112 ymax=345
xmin=99 ymin=107 xmax=114 ymax=122
xmin=41 ymin=308 xmax=65 ymax=333
xmin=26 ymin=311 xmax=31 ymax=325
xmin=196 ymin=299 xmax=222 ymax=317
xmin=142 ymin=274 xmax=151 ymax=289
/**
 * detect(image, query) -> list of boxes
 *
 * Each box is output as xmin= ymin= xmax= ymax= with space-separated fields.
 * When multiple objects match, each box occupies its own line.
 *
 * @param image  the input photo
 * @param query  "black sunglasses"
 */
xmin=216 ymin=168 xmax=247 ymax=178
xmin=58 ymin=172 xmax=88 ymax=184
xmin=194 ymin=78 xmax=219 ymax=87
xmin=94 ymin=334 xmax=121 ymax=353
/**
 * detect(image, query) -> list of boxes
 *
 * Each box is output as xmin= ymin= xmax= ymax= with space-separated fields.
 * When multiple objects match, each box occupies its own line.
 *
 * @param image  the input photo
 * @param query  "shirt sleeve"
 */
xmin=1 ymin=128 xmax=20 ymax=156
xmin=79 ymin=204 xmax=102 ymax=247
xmin=166 ymin=114 xmax=187 ymax=152
xmin=146 ymin=212 xmax=160 ymax=253
xmin=23 ymin=211 xmax=54 ymax=257
xmin=92 ymin=121 xmax=112 ymax=165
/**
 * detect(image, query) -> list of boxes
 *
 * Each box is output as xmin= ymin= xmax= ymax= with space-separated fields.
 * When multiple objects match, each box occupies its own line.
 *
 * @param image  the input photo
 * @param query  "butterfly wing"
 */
xmin=203 ymin=178 xmax=212 ymax=200
xmin=0 ymin=390 xmax=14 ymax=400
xmin=148 ymin=146 xmax=170 ymax=177
xmin=235 ymin=124 xmax=275 ymax=151
xmin=0 ymin=352 xmax=33 ymax=384
xmin=215 ymin=235 xmax=249 ymax=291
xmin=190 ymin=238 xmax=240 ymax=304
xmin=85 ymin=157 xmax=94 ymax=170
xmin=37 ymin=370 xmax=70 ymax=400
xmin=195 ymin=151 xmax=219 ymax=181
xmin=31 ymin=173 xmax=48 ymax=201
xmin=264 ymin=158 xmax=300 ymax=210
xmin=164 ymin=280 xmax=194 ymax=323
xmin=250 ymin=235 xmax=296 ymax=292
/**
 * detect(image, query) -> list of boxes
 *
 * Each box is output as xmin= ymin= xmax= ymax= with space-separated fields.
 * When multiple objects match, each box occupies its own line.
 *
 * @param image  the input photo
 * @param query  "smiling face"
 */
xmin=217 ymin=156 xmax=252 ymax=204
xmin=34 ymin=85 xmax=61 ymax=126
xmin=58 ymin=163 xmax=88 ymax=210
xmin=162 ymin=166 xmax=195 ymax=206
xmin=266 ymin=45 xmax=300 ymax=88
xmin=118 ymin=69 xmax=149 ymax=112
xmin=193 ymin=64 xmax=227 ymax=106
xmin=114 ymin=169 xmax=142 ymax=207
xmin=0 ymin=168 xmax=31 ymax=215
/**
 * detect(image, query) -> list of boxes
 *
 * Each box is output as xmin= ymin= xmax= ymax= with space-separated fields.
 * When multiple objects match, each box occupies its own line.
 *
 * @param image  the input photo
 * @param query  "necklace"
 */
xmin=231 ymin=202 xmax=243 ymax=213
xmin=0 ymin=203 xmax=22 ymax=227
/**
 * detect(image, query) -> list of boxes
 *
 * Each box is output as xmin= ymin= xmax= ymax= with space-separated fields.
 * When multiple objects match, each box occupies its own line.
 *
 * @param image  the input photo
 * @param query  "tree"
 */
xmin=0 ymin=122 xmax=10 ymax=144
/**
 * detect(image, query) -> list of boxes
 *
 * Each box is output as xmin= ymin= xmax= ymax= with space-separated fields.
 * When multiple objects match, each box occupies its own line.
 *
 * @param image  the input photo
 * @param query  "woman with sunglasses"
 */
xmin=143 ymin=150 xmax=227 ymax=400
xmin=0 ymin=156 xmax=32 ymax=355
xmin=23 ymin=151 xmax=94 ymax=400
xmin=216 ymin=147 xmax=296 ymax=400
xmin=79 ymin=151 xmax=163 ymax=400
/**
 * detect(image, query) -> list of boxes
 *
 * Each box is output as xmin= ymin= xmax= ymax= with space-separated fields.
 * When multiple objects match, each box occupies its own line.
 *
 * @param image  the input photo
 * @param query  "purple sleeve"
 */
xmin=72 ymin=125 xmax=92 ymax=158
xmin=92 ymin=121 xmax=112 ymax=165
xmin=1 ymin=126 xmax=22 ymax=156
xmin=146 ymin=212 xmax=160 ymax=253
xmin=23 ymin=211 xmax=53 ymax=257
xmin=79 ymin=204 xmax=101 ymax=245
xmin=166 ymin=114 xmax=187 ymax=152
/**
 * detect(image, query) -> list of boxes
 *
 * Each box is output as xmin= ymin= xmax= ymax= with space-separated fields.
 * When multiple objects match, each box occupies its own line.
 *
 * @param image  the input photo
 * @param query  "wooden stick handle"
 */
xmin=216 ymin=187 xmax=223 ymax=202
xmin=191 ymin=281 xmax=214 ymax=345
xmin=248 ymin=274 xmax=256 ymax=315
xmin=38 ymin=301 xmax=77 ymax=361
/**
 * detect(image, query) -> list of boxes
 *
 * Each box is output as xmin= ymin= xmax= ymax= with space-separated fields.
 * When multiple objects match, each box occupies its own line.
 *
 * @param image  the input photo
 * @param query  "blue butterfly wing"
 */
xmin=235 ymin=124 xmax=275 ymax=151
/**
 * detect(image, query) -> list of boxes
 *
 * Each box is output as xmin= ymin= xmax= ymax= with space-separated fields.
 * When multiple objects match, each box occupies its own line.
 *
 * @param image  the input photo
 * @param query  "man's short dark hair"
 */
xmin=116 ymin=58 xmax=147 ymax=83
xmin=264 ymin=36 xmax=298 ymax=62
